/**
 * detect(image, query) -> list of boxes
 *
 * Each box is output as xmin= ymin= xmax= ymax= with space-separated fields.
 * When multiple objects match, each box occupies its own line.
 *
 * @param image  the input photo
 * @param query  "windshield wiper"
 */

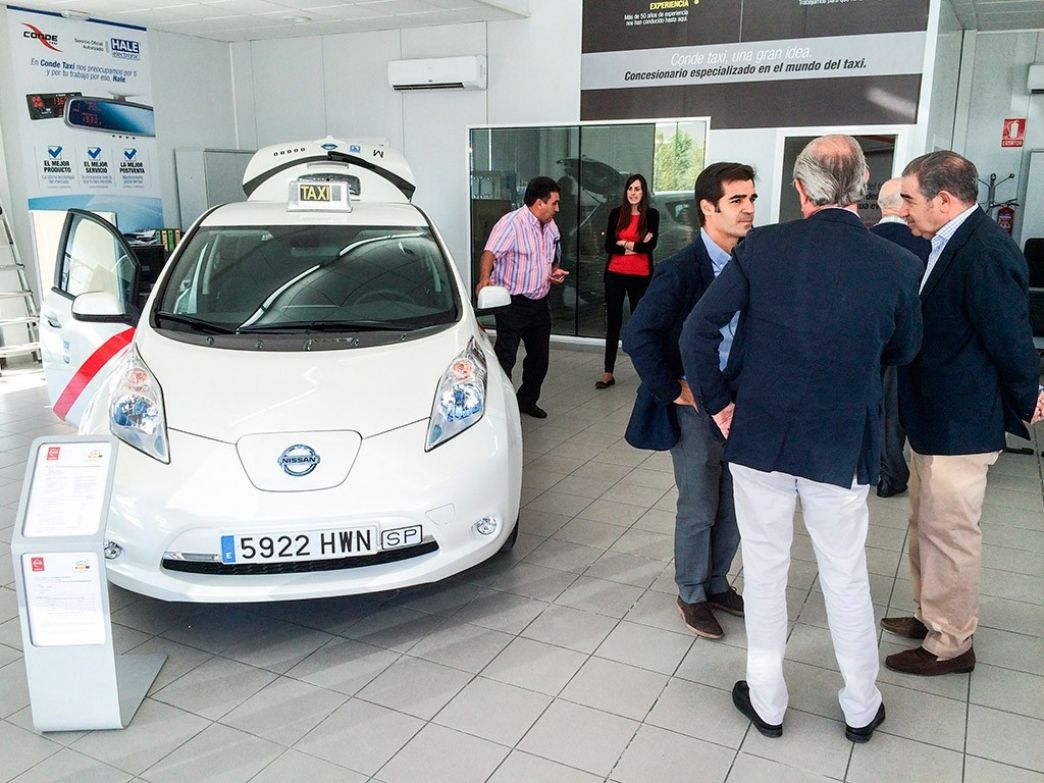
xmin=155 ymin=311 xmax=238 ymax=334
xmin=235 ymin=320 xmax=419 ymax=333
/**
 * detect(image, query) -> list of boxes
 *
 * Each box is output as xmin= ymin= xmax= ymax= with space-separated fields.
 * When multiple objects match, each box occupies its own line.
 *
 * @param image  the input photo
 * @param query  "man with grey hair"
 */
xmin=871 ymin=178 xmax=931 ymax=498
xmin=680 ymin=135 xmax=923 ymax=741
xmin=884 ymin=151 xmax=1044 ymax=676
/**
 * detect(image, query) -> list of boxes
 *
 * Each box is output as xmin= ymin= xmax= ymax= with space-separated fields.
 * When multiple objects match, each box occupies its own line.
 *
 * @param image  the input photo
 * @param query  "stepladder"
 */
xmin=0 ymin=203 xmax=40 ymax=372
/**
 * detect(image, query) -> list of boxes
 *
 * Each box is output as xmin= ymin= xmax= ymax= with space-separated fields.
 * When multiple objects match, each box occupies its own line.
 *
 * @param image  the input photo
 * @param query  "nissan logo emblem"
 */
xmin=277 ymin=444 xmax=320 ymax=477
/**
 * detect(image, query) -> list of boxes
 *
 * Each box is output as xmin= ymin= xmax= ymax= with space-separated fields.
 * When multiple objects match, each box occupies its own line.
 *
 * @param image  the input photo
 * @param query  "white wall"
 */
xmin=953 ymin=30 xmax=1044 ymax=242
xmin=926 ymin=0 xmax=963 ymax=151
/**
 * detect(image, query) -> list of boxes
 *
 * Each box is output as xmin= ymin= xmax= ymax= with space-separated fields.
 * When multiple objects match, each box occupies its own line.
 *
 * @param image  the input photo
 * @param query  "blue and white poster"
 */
xmin=7 ymin=5 xmax=160 ymax=231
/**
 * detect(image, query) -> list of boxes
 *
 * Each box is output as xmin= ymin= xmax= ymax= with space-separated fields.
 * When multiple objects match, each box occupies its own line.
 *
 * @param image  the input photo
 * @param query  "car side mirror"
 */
xmin=475 ymin=285 xmax=511 ymax=316
xmin=72 ymin=291 xmax=131 ymax=323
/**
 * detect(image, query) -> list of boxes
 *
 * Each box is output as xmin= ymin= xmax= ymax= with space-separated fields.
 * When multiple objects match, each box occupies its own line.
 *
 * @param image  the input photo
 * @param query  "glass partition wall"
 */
xmin=469 ymin=119 xmax=708 ymax=338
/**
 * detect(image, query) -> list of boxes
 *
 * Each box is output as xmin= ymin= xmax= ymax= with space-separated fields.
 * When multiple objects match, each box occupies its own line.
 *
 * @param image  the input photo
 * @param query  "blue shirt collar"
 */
xmin=700 ymin=229 xmax=731 ymax=273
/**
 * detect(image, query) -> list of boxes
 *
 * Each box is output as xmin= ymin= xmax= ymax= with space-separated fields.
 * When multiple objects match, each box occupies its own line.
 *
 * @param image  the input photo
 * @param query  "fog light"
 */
xmin=103 ymin=540 xmax=123 ymax=560
xmin=474 ymin=517 xmax=499 ymax=536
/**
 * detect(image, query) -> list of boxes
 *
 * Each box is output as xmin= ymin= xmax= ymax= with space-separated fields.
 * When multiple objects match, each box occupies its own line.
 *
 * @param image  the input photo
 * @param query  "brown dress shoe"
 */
xmin=880 ymin=616 xmax=928 ymax=639
xmin=708 ymin=586 xmax=745 ymax=617
xmin=676 ymin=597 xmax=723 ymax=639
xmin=885 ymin=646 xmax=975 ymax=676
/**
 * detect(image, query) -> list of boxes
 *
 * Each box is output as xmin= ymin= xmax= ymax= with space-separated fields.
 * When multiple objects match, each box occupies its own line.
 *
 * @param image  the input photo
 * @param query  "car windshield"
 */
xmin=155 ymin=224 xmax=459 ymax=334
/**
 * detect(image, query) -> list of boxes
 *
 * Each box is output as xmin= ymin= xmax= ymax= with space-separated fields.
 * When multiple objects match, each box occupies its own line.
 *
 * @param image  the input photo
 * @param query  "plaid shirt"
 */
xmin=484 ymin=205 xmax=560 ymax=299
xmin=920 ymin=204 xmax=979 ymax=292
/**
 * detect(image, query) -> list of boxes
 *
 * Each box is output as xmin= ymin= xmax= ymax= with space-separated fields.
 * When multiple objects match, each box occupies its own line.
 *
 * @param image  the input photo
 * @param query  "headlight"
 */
xmin=426 ymin=338 xmax=487 ymax=451
xmin=110 ymin=346 xmax=170 ymax=463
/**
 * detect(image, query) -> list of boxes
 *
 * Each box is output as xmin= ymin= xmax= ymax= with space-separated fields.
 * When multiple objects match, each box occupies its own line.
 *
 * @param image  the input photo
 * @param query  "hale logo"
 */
xmin=22 ymin=23 xmax=60 ymax=52
xmin=87 ymin=147 xmax=102 ymax=159
xmin=110 ymin=37 xmax=141 ymax=60
xmin=123 ymin=148 xmax=137 ymax=160
xmin=47 ymin=145 xmax=63 ymax=158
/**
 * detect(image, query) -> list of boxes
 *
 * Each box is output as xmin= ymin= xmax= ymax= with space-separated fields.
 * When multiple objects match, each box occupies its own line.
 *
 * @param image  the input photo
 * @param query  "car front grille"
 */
xmin=161 ymin=540 xmax=439 ymax=575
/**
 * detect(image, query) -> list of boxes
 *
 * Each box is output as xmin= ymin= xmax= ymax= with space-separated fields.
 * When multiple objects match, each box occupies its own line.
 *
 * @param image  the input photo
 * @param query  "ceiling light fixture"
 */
xmin=61 ymin=8 xmax=90 ymax=19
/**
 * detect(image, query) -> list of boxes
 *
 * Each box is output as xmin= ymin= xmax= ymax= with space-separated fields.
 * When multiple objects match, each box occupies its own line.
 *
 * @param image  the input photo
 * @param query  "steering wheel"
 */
xmin=353 ymin=288 xmax=414 ymax=306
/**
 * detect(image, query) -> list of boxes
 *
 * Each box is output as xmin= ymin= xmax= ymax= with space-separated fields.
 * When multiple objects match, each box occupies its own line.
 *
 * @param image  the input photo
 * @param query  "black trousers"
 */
xmin=880 ymin=364 xmax=909 ymax=490
xmin=494 ymin=294 xmax=551 ymax=407
xmin=604 ymin=271 xmax=651 ymax=373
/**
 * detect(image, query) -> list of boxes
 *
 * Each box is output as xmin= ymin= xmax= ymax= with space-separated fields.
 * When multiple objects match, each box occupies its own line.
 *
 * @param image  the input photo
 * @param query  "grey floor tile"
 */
xmin=339 ymin=606 xmax=447 ymax=652
xmin=0 ymin=657 xmax=30 ymax=718
xmin=675 ymin=637 xmax=748 ymax=690
xmin=9 ymin=747 xmax=132 ymax=783
xmin=0 ymin=720 xmax=62 ymax=780
xmin=594 ymin=619 xmax=693 ymax=675
xmin=515 ymin=510 xmax=571 ymax=538
xmin=584 ymin=551 xmax=665 ymax=588
xmin=139 ymin=723 xmax=282 ymax=783
xmin=553 ymin=518 xmax=627 ymax=549
xmin=293 ymin=698 xmax=423 ymax=776
xmin=518 ymin=700 xmax=638 ymax=778
xmin=609 ymin=528 xmax=675 ymax=561
xmin=632 ymin=508 xmax=675 ymax=535
xmin=979 ymin=594 xmax=1044 ymax=636
xmin=560 ymin=656 xmax=667 ymax=720
xmin=739 ymin=709 xmax=852 ymax=780
xmin=980 ymin=567 xmax=1044 ymax=605
xmin=967 ymin=704 xmax=1044 ymax=772
xmin=126 ymin=638 xmax=213 ymax=696
xmin=220 ymin=676 xmax=346 ymax=746
xmin=388 ymin=580 xmax=493 ymax=617
xmin=376 ymin=723 xmax=509 ymax=783
xmin=520 ymin=604 xmax=619 ymax=653
xmin=159 ymin=606 xmax=262 ymax=654
xmin=356 ymin=655 xmax=471 ymax=720
xmin=779 ymin=660 xmax=847 ymax=721
xmin=71 ymin=699 xmax=210 ymax=776
xmin=646 ymin=677 xmax=750 ymax=748
xmin=523 ymin=537 xmax=606 ymax=573
xmin=963 ymin=756 xmax=1044 ymax=783
xmin=726 ymin=753 xmax=837 ymax=783
xmin=407 ymin=621 xmax=513 ymax=673
xmin=784 ymin=623 xmax=842 ymax=671
xmin=219 ymin=620 xmax=333 ymax=674
xmin=975 ymin=627 xmax=1044 ymax=676
xmin=486 ymin=750 xmax=602 ymax=783
xmin=151 ymin=656 xmax=276 ymax=720
xmin=482 ymin=637 xmax=587 ymax=696
xmin=610 ymin=723 xmax=733 ymax=783
xmin=524 ymin=491 xmax=594 ymax=518
xmin=874 ymin=681 xmax=967 ymax=751
xmin=284 ymin=638 xmax=399 ymax=696
xmin=576 ymin=498 xmax=648 ymax=526
xmin=490 ymin=562 xmax=578 ymax=602
xmin=249 ymin=749 xmax=367 ymax=783
xmin=433 ymin=676 xmax=550 ymax=746
xmin=450 ymin=590 xmax=548 ymax=634
xmin=846 ymin=730 xmax=963 ymax=783
xmin=970 ymin=663 xmax=1044 ymax=720
xmin=556 ymin=576 xmax=644 ymax=619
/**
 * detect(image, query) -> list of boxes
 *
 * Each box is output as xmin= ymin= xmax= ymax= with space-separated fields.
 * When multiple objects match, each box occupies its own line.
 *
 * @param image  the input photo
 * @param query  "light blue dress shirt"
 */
xmin=920 ymin=204 xmax=979 ymax=292
xmin=700 ymin=229 xmax=741 ymax=371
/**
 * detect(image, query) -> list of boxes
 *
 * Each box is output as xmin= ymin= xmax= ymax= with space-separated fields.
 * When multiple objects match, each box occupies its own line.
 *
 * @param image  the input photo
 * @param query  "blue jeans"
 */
xmin=670 ymin=405 xmax=741 ymax=603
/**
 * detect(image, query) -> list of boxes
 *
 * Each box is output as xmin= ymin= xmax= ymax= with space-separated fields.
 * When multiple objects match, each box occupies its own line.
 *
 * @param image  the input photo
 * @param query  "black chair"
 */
xmin=1026 ymin=239 xmax=1044 ymax=341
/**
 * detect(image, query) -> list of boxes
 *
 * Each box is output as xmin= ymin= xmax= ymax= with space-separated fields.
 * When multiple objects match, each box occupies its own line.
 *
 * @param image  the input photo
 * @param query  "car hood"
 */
xmin=136 ymin=323 xmax=475 ymax=443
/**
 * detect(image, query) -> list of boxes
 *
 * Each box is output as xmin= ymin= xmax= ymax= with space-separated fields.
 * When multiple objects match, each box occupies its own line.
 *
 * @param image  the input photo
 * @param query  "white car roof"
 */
xmin=198 ymin=200 xmax=429 ymax=229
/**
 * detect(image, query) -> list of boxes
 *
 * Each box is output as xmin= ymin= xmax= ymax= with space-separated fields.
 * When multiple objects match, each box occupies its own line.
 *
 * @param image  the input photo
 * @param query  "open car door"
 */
xmin=38 ymin=209 xmax=141 ymax=426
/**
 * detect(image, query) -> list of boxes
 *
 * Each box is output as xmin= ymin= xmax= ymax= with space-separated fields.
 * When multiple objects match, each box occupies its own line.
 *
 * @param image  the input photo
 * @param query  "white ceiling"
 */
xmin=12 ymin=0 xmax=1044 ymax=44
xmin=950 ymin=0 xmax=1044 ymax=31
xmin=16 ymin=0 xmax=529 ymax=42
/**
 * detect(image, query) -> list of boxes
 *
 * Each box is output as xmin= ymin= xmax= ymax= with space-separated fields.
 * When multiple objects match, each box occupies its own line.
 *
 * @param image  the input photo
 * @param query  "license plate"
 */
xmin=220 ymin=524 xmax=422 ymax=564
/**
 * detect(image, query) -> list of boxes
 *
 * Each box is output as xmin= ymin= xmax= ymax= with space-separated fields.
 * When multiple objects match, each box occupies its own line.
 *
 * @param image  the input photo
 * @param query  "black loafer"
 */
xmin=876 ymin=483 xmax=907 ymax=498
xmin=518 ymin=403 xmax=548 ymax=419
xmin=845 ymin=702 xmax=886 ymax=743
xmin=594 ymin=378 xmax=616 ymax=390
xmin=732 ymin=681 xmax=782 ymax=738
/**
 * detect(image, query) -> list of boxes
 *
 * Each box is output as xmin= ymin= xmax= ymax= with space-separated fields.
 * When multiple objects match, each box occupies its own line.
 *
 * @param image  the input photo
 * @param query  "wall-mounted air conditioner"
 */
xmin=388 ymin=55 xmax=487 ymax=91
xmin=1029 ymin=64 xmax=1044 ymax=94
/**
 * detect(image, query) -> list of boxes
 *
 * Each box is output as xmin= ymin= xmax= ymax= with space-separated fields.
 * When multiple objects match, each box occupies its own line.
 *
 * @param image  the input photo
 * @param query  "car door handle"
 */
xmin=44 ymin=314 xmax=61 ymax=328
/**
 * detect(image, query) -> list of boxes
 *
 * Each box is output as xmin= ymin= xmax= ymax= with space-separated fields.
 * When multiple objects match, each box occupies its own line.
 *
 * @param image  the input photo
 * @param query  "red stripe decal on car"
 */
xmin=53 ymin=328 xmax=136 ymax=421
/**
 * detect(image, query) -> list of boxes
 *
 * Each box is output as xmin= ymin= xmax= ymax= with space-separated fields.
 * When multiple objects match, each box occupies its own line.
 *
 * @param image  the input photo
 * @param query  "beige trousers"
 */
xmin=908 ymin=449 xmax=1000 ymax=659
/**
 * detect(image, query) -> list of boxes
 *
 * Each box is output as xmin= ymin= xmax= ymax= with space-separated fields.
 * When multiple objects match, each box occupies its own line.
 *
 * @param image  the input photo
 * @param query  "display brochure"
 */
xmin=22 ymin=440 xmax=112 ymax=538
xmin=22 ymin=551 xmax=106 ymax=646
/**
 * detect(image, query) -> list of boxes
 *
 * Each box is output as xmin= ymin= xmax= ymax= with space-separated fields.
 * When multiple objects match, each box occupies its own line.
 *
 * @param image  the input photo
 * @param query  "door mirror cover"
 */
xmin=72 ymin=291 xmax=130 ymax=322
xmin=475 ymin=285 xmax=511 ymax=315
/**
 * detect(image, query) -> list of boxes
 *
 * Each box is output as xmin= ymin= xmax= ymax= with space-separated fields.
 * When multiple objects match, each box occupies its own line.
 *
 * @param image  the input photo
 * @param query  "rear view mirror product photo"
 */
xmin=65 ymin=97 xmax=155 ymax=137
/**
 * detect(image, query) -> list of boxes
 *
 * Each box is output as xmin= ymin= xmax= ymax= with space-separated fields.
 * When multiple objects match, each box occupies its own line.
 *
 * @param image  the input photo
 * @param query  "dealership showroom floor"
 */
xmin=0 ymin=346 xmax=1041 ymax=783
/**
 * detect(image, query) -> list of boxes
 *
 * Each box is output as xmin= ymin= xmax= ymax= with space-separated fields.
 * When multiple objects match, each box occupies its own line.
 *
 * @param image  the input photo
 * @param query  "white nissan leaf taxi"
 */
xmin=38 ymin=138 xmax=523 ymax=602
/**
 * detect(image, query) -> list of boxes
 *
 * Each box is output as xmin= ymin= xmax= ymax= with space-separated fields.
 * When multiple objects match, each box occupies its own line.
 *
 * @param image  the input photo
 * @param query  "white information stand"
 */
xmin=11 ymin=436 xmax=166 ymax=732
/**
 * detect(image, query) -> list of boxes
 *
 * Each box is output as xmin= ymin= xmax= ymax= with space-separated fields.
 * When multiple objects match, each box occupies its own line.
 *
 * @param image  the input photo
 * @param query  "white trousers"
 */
xmin=730 ymin=463 xmax=882 ymax=728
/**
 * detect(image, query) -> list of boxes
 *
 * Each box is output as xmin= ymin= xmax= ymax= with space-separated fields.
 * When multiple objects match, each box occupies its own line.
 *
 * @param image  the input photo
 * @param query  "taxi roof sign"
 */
xmin=288 ymin=179 xmax=351 ymax=212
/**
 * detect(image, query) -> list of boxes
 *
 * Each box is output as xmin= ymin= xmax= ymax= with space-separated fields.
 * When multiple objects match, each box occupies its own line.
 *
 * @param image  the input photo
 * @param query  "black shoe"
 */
xmin=518 ymin=403 xmax=548 ymax=419
xmin=876 ymin=482 xmax=907 ymax=498
xmin=845 ymin=702 xmax=886 ymax=743
xmin=732 ymin=681 xmax=782 ymax=738
xmin=595 ymin=377 xmax=616 ymax=390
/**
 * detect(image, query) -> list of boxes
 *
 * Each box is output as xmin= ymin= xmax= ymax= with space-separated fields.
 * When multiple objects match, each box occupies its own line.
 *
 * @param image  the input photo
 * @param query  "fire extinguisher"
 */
xmin=997 ymin=203 xmax=1015 ymax=235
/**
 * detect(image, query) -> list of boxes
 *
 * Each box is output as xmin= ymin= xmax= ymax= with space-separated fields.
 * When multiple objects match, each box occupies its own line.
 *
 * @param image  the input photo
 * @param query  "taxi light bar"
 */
xmin=288 ymin=179 xmax=352 ymax=212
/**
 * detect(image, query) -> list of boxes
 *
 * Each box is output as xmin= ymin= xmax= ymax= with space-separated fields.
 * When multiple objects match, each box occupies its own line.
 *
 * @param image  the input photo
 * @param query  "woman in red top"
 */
xmin=597 ymin=173 xmax=660 ymax=389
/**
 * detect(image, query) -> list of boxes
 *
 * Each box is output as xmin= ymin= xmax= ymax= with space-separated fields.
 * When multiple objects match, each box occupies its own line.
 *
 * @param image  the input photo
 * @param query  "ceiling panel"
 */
xmin=951 ymin=0 xmax=1044 ymax=31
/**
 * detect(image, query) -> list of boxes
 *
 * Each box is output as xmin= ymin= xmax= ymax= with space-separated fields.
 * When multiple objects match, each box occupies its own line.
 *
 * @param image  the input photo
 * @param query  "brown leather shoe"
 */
xmin=885 ymin=646 xmax=975 ymax=676
xmin=676 ymin=596 xmax=723 ymax=639
xmin=708 ymin=586 xmax=745 ymax=617
xmin=880 ymin=616 xmax=928 ymax=639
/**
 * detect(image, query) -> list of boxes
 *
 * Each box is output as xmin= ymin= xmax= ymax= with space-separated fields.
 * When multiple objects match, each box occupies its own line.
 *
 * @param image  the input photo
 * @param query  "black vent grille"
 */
xmin=162 ymin=540 xmax=438 ymax=576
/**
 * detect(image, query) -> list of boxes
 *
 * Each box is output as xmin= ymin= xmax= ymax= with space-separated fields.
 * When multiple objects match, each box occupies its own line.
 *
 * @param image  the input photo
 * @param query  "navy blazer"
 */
xmin=898 ymin=208 xmax=1039 ymax=455
xmin=621 ymin=237 xmax=715 ymax=450
xmin=871 ymin=221 xmax=931 ymax=264
xmin=680 ymin=209 xmax=923 ymax=488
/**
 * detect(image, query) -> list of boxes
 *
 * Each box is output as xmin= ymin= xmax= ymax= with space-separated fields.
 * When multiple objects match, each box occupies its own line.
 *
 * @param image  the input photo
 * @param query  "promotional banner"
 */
xmin=581 ymin=0 xmax=930 ymax=128
xmin=6 ymin=5 xmax=160 ymax=231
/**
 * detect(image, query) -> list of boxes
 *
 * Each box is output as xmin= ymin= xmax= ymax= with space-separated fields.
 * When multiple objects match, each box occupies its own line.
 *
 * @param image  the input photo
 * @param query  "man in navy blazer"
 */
xmin=681 ymin=136 xmax=922 ymax=742
xmin=622 ymin=162 xmax=757 ymax=640
xmin=883 ymin=151 xmax=1044 ymax=677
xmin=871 ymin=178 xmax=931 ymax=499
